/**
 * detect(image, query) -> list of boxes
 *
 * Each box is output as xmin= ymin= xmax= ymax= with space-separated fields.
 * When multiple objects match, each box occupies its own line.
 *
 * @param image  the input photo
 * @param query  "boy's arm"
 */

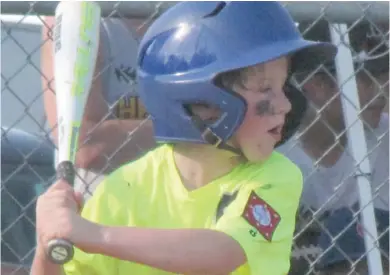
xmin=59 ymin=163 xmax=246 ymax=274
xmin=88 ymin=175 xmax=302 ymax=275
xmin=31 ymin=164 xmax=130 ymax=275
xmin=96 ymin=227 xmax=246 ymax=275
xmin=30 ymin=247 xmax=64 ymax=275
xmin=53 ymin=158 xmax=301 ymax=274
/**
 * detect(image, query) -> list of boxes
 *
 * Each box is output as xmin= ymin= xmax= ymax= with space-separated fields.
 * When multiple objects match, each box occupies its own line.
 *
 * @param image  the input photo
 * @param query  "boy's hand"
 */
xmin=35 ymin=180 xmax=103 ymax=257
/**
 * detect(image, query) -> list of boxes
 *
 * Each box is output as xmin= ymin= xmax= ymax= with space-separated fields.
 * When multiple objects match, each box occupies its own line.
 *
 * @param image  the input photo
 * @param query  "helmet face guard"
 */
xmin=137 ymin=1 xmax=337 ymax=150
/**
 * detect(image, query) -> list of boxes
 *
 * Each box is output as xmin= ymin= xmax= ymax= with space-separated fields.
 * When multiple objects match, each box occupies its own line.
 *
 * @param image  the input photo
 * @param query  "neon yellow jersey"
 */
xmin=64 ymin=144 xmax=303 ymax=275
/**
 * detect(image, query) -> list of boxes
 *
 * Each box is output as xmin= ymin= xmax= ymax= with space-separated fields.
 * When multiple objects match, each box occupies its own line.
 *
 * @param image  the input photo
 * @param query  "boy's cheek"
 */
xmin=235 ymin=120 xmax=265 ymax=147
xmin=239 ymin=111 xmax=268 ymax=136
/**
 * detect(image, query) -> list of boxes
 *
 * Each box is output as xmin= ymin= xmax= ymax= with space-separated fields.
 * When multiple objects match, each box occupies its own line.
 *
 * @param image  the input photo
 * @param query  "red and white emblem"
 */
xmin=242 ymin=191 xmax=281 ymax=241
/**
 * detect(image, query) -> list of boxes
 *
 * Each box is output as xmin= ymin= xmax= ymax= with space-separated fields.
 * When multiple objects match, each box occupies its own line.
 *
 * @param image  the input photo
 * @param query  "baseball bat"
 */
xmin=47 ymin=1 xmax=101 ymax=265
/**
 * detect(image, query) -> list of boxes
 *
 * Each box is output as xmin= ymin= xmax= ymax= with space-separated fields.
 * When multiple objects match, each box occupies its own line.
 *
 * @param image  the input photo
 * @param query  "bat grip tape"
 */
xmin=56 ymin=160 xmax=76 ymax=186
xmin=47 ymin=161 xmax=75 ymax=264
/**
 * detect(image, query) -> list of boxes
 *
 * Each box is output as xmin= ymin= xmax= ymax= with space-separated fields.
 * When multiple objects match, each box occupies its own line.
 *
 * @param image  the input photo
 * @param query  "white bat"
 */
xmin=47 ymin=1 xmax=101 ymax=265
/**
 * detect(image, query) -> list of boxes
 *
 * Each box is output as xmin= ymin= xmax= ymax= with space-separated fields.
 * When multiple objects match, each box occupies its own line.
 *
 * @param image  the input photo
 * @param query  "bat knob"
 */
xmin=47 ymin=239 xmax=74 ymax=264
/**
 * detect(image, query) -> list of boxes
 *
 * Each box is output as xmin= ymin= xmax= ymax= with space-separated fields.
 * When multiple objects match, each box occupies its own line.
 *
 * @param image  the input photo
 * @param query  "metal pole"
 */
xmin=329 ymin=23 xmax=384 ymax=275
xmin=1 ymin=1 xmax=389 ymax=23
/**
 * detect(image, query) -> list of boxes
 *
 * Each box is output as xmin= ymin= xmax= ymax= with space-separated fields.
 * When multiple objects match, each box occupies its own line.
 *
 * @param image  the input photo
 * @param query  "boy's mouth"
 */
xmin=268 ymin=126 xmax=282 ymax=142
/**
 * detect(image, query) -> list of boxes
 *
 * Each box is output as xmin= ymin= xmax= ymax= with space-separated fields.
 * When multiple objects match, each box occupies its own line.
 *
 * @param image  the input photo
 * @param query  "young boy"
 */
xmin=32 ymin=2 xmax=337 ymax=275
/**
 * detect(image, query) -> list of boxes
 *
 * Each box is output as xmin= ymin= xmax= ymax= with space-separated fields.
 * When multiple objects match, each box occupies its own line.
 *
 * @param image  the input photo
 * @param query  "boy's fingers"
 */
xmin=74 ymin=191 xmax=85 ymax=211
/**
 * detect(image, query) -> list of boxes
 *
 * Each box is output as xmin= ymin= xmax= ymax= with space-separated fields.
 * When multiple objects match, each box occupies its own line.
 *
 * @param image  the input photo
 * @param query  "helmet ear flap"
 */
xmin=276 ymin=82 xmax=308 ymax=147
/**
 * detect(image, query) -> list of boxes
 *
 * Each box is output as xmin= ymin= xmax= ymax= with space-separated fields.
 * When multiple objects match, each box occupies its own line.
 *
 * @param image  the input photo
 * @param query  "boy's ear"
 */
xmin=184 ymin=103 xmax=221 ymax=123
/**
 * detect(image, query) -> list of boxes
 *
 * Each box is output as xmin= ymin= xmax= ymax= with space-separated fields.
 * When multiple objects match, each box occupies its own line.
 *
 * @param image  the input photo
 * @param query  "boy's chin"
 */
xmin=242 ymin=146 xmax=273 ymax=163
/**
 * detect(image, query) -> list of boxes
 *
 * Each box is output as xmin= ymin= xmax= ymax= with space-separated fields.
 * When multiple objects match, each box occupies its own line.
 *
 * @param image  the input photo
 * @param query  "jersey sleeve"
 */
xmin=63 ymin=167 xmax=129 ymax=275
xmin=214 ymin=165 xmax=303 ymax=275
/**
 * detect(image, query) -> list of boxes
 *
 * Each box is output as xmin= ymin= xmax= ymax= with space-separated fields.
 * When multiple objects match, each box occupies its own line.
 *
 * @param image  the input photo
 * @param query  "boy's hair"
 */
xmin=185 ymin=67 xmax=249 ymax=117
xmin=216 ymin=64 xmax=270 ymax=92
xmin=215 ymin=67 xmax=249 ymax=91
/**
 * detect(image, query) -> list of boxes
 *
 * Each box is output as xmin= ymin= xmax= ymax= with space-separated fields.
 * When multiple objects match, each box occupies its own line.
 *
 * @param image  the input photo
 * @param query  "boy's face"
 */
xmin=232 ymin=57 xmax=291 ymax=162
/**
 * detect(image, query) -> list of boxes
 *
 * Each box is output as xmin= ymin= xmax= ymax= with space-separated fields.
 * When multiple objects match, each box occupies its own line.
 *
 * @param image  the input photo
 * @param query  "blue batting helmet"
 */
xmin=137 ymin=1 xmax=337 ymax=151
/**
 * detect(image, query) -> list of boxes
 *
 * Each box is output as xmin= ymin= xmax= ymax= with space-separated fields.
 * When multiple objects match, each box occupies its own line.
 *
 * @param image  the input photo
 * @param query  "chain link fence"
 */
xmin=1 ymin=1 xmax=389 ymax=275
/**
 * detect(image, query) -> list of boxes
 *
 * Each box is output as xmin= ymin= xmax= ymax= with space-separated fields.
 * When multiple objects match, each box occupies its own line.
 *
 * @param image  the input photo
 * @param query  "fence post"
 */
xmin=329 ymin=23 xmax=384 ymax=275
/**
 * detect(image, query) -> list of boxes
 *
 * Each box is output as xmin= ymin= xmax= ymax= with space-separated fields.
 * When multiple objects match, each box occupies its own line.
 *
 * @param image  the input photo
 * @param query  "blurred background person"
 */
xmin=41 ymin=17 xmax=156 ymax=200
xmin=279 ymin=20 xmax=389 ymax=275
xmin=1 ymin=128 xmax=55 ymax=275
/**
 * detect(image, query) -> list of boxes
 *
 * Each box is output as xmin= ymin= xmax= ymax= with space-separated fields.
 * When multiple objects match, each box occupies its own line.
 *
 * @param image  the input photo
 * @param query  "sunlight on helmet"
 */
xmin=174 ymin=23 xmax=191 ymax=41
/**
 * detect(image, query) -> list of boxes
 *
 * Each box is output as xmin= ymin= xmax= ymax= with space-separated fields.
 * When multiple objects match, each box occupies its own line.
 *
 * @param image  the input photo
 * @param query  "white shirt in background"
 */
xmin=277 ymin=114 xmax=389 ymax=213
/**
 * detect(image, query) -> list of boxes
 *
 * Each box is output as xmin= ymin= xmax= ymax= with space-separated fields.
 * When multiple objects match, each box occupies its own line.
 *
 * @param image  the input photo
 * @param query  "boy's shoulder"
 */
xmin=91 ymin=144 xmax=172 ymax=199
xmin=115 ymin=144 xmax=172 ymax=180
xmin=242 ymin=151 xmax=303 ymax=190
xmin=249 ymin=151 xmax=302 ymax=175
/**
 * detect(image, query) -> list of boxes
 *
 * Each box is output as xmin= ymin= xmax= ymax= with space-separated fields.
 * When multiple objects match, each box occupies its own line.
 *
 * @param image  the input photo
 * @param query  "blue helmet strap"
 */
xmin=190 ymin=114 xmax=243 ymax=156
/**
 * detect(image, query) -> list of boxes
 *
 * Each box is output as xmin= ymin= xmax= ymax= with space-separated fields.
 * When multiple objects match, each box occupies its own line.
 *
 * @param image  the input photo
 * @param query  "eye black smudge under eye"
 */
xmin=255 ymin=100 xmax=274 ymax=116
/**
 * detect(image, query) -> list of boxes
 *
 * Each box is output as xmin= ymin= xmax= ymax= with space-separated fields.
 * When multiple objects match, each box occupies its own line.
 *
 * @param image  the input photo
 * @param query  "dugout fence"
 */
xmin=1 ymin=2 xmax=389 ymax=275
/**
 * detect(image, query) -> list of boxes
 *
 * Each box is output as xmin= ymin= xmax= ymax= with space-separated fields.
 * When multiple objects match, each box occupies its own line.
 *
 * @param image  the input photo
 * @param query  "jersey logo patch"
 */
xmin=242 ymin=191 xmax=281 ymax=241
